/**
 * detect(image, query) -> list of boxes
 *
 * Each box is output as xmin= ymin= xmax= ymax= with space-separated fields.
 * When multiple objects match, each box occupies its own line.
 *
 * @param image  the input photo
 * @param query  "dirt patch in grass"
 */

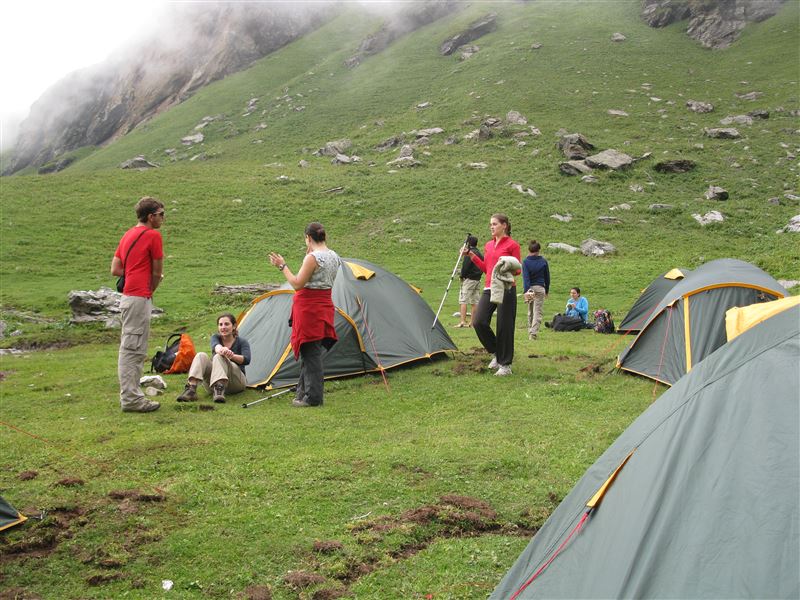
xmin=313 ymin=540 xmax=344 ymax=554
xmin=86 ymin=572 xmax=123 ymax=586
xmin=284 ymin=571 xmax=327 ymax=589
xmin=241 ymin=585 xmax=272 ymax=600
xmin=107 ymin=488 xmax=165 ymax=502
xmin=0 ymin=587 xmax=42 ymax=600
xmin=55 ymin=477 xmax=84 ymax=487
xmin=312 ymin=587 xmax=348 ymax=599
xmin=18 ymin=470 xmax=38 ymax=481
xmin=1 ymin=507 xmax=87 ymax=563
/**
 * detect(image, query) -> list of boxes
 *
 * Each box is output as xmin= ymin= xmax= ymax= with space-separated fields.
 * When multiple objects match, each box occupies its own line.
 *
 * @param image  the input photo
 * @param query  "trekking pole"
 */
xmin=241 ymin=387 xmax=295 ymax=408
xmin=432 ymin=233 xmax=471 ymax=329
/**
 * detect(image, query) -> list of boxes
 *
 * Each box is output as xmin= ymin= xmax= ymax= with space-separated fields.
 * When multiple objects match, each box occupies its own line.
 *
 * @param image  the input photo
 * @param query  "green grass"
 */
xmin=1 ymin=1 xmax=798 ymax=598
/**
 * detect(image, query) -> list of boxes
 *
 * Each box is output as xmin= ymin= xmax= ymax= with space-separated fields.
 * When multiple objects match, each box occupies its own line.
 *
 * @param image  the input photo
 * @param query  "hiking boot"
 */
xmin=495 ymin=365 xmax=512 ymax=376
xmin=545 ymin=321 xmax=552 ymax=328
xmin=292 ymin=398 xmax=311 ymax=407
xmin=487 ymin=355 xmax=498 ymax=370
xmin=212 ymin=382 xmax=226 ymax=403
xmin=528 ymin=332 xmax=537 ymax=340
xmin=122 ymin=400 xmax=161 ymax=413
xmin=176 ymin=383 xmax=198 ymax=402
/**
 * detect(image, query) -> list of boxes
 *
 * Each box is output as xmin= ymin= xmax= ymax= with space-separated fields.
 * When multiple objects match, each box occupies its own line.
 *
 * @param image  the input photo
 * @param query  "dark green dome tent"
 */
xmin=617 ymin=258 xmax=786 ymax=385
xmin=237 ymin=258 xmax=457 ymax=388
xmin=617 ymin=267 xmax=690 ymax=333
xmin=491 ymin=302 xmax=800 ymax=600
xmin=0 ymin=495 xmax=26 ymax=532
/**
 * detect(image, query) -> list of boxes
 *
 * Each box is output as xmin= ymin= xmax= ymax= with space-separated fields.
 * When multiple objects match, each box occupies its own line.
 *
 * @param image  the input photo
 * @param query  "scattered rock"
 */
xmin=466 ymin=162 xmax=488 ymax=169
xmin=314 ymin=139 xmax=352 ymax=157
xmin=581 ymin=175 xmax=599 ymax=184
xmin=778 ymin=279 xmax=799 ymax=289
xmin=298 ymin=160 xmax=309 ymax=168
xmin=139 ymin=375 xmax=166 ymax=390
xmin=607 ymin=109 xmax=629 ymax=117
xmin=68 ymin=287 xmax=163 ymax=327
xmin=611 ymin=32 xmax=627 ymax=42
xmin=213 ymin=283 xmax=280 ymax=295
xmin=398 ymin=144 xmax=414 ymax=158
xmin=386 ymin=156 xmax=421 ymax=167
xmin=704 ymin=127 xmax=740 ymax=139
xmin=748 ymin=109 xmax=769 ymax=119
xmin=686 ymin=100 xmax=714 ymax=113
xmin=767 ymin=197 xmax=782 ymax=205
xmin=649 ymin=203 xmax=675 ymax=212
xmin=506 ymin=111 xmax=528 ymax=125
xmin=597 ymin=216 xmax=623 ymax=224
xmin=693 ymin=210 xmax=725 ymax=225
xmin=414 ymin=127 xmax=444 ymax=138
xmin=784 ymin=193 xmax=800 ymax=201
xmin=585 ymin=149 xmax=634 ymax=170
xmin=331 ymin=154 xmax=360 ymax=165
xmin=548 ymin=242 xmax=579 ymax=253
xmin=629 ymin=184 xmax=644 ymax=192
xmin=120 ymin=156 xmax=159 ymax=170
xmin=416 ymin=101 xmax=431 ymax=109
xmin=181 ymin=133 xmax=204 ymax=146
xmin=376 ymin=136 xmax=403 ymax=151
xmin=777 ymin=215 xmax=800 ymax=233
xmin=704 ymin=185 xmax=729 ymax=200
xmin=557 ymin=133 xmax=595 ymax=159
xmin=550 ymin=214 xmax=573 ymax=223
xmin=530 ymin=42 xmax=543 ymax=49
xmin=610 ymin=203 xmax=632 ymax=211
xmin=144 ymin=387 xmax=163 ymax=397
xmin=655 ymin=159 xmax=696 ymax=173
xmin=720 ymin=115 xmax=753 ymax=126
xmin=735 ymin=91 xmax=763 ymax=101
xmin=581 ymin=239 xmax=617 ymax=256
xmin=459 ymin=45 xmax=479 ymax=60
xmin=510 ymin=183 xmax=537 ymax=197
xmin=559 ymin=160 xmax=592 ymax=176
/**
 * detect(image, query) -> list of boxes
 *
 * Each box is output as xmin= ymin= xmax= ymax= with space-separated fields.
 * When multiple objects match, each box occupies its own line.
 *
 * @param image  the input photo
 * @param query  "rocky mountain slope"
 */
xmin=2 ymin=0 xmax=787 ymax=176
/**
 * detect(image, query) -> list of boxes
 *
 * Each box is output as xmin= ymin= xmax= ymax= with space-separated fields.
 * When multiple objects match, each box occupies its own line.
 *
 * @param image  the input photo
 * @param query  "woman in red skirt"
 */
xmin=269 ymin=222 xmax=340 ymax=407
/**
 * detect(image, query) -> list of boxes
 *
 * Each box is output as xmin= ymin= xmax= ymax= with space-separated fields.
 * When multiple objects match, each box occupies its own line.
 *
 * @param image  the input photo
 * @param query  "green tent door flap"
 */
xmin=0 ymin=495 xmax=26 ymax=532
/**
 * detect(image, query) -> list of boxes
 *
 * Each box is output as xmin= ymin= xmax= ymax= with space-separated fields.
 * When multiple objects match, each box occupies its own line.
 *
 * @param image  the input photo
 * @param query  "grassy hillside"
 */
xmin=1 ymin=1 xmax=798 ymax=598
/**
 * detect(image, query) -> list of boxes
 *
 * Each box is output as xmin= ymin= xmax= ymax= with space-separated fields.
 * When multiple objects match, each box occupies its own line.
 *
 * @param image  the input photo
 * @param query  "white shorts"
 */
xmin=459 ymin=278 xmax=482 ymax=305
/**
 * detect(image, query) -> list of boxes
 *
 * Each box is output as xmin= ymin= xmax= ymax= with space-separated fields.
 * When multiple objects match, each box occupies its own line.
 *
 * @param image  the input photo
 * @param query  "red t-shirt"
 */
xmin=114 ymin=226 xmax=164 ymax=298
xmin=470 ymin=236 xmax=521 ymax=288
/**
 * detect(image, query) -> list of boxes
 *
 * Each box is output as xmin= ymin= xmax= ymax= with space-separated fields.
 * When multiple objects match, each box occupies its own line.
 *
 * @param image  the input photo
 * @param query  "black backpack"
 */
xmin=593 ymin=309 xmax=615 ymax=334
xmin=150 ymin=333 xmax=196 ymax=374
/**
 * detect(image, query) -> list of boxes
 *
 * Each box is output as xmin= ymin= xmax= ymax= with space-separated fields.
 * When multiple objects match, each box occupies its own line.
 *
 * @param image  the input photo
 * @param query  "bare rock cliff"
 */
xmin=641 ymin=0 xmax=786 ymax=48
xmin=4 ymin=2 xmax=335 ymax=175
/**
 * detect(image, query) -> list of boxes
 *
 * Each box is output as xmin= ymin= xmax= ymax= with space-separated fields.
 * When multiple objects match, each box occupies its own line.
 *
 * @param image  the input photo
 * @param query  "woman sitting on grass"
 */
xmin=176 ymin=313 xmax=251 ymax=404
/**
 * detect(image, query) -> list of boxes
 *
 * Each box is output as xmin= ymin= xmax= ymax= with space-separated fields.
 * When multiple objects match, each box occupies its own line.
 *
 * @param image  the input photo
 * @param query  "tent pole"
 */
xmin=432 ymin=233 xmax=471 ymax=329
xmin=241 ymin=387 xmax=295 ymax=408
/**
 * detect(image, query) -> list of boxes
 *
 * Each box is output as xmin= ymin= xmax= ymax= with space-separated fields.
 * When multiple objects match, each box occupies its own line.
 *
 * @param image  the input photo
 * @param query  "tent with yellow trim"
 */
xmin=491 ymin=303 xmax=800 ymax=599
xmin=237 ymin=258 xmax=457 ymax=388
xmin=0 ymin=495 xmax=26 ymax=532
xmin=617 ymin=267 xmax=691 ymax=333
xmin=616 ymin=258 xmax=786 ymax=385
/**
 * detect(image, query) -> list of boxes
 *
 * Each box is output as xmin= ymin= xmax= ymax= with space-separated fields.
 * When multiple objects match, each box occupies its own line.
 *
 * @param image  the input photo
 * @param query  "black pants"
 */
xmin=297 ymin=340 xmax=324 ymax=406
xmin=473 ymin=288 xmax=517 ymax=366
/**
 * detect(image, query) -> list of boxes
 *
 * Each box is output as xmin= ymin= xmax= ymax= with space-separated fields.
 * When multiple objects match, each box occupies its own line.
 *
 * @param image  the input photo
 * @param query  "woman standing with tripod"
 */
xmin=463 ymin=213 xmax=521 ymax=376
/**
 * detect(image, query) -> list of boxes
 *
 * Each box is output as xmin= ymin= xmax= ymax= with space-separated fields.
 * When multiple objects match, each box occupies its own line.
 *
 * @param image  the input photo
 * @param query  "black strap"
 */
xmin=121 ymin=228 xmax=149 ymax=276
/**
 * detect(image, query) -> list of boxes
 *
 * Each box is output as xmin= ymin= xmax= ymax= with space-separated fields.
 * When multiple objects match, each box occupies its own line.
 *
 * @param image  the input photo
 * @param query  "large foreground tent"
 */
xmin=0 ymin=495 xmax=26 ymax=532
xmin=616 ymin=267 xmax=690 ymax=333
xmin=617 ymin=258 xmax=786 ymax=385
xmin=491 ymin=303 xmax=800 ymax=599
xmin=237 ymin=258 xmax=457 ymax=388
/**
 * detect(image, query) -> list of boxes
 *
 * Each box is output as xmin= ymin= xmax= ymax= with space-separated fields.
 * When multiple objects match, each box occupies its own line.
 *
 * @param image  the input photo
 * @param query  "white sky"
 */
xmin=0 ymin=0 xmax=169 ymax=151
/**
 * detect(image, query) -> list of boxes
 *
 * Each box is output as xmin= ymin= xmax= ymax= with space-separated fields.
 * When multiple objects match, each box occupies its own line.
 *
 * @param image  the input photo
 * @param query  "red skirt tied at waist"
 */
xmin=290 ymin=287 xmax=338 ymax=359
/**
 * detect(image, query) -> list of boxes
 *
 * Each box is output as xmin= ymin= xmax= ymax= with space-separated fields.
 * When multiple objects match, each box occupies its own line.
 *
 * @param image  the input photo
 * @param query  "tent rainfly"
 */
xmin=0 ymin=495 xmax=26 ymax=532
xmin=617 ymin=267 xmax=690 ymax=333
xmin=491 ymin=303 xmax=800 ymax=599
xmin=617 ymin=258 xmax=786 ymax=385
xmin=237 ymin=258 xmax=457 ymax=388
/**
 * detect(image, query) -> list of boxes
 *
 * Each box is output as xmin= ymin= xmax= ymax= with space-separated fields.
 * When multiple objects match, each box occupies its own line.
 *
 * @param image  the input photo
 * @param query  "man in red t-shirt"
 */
xmin=110 ymin=197 xmax=165 ymax=412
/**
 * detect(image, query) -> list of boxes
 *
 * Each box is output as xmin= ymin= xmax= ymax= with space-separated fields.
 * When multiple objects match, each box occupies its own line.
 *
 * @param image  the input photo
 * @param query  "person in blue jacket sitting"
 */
xmin=565 ymin=287 xmax=589 ymax=323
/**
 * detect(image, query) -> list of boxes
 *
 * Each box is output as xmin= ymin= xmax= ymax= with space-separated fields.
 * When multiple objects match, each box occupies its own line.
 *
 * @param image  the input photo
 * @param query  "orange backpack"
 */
xmin=151 ymin=333 xmax=196 ymax=374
